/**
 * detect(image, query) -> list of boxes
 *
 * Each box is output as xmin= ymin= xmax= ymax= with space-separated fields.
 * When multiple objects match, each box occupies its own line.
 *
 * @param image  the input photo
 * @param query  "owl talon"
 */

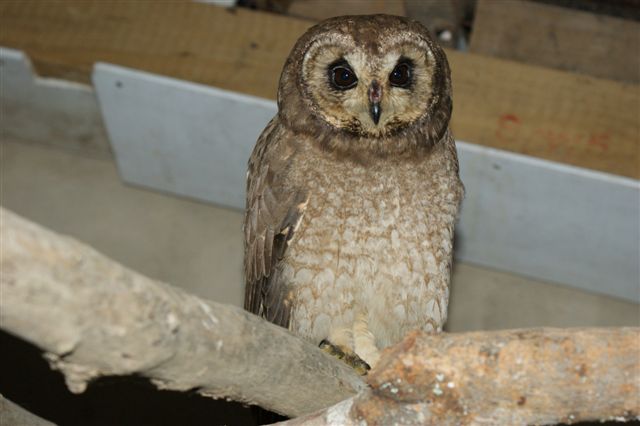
xmin=319 ymin=339 xmax=345 ymax=359
xmin=319 ymin=339 xmax=371 ymax=375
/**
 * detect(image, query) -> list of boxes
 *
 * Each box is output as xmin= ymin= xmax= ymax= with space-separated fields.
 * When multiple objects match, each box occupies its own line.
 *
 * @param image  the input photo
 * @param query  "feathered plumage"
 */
xmin=244 ymin=14 xmax=463 ymax=369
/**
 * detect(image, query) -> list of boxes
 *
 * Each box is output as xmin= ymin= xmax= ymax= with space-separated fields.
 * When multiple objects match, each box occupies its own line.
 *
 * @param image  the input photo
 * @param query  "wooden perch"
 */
xmin=2 ymin=206 xmax=639 ymax=425
xmin=0 ymin=207 xmax=365 ymax=418
xmin=282 ymin=328 xmax=640 ymax=425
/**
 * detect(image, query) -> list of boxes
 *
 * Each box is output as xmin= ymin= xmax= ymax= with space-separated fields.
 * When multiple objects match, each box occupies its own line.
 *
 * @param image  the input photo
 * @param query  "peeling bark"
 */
xmin=280 ymin=328 xmax=640 ymax=425
xmin=0 ymin=207 xmax=365 ymax=418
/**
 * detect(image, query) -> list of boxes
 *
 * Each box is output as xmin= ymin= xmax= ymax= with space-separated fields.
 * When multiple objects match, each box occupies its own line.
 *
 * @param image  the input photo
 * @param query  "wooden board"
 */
xmin=470 ymin=0 xmax=640 ymax=84
xmin=0 ymin=1 xmax=638 ymax=178
xmin=448 ymin=49 xmax=640 ymax=180
xmin=93 ymin=63 xmax=276 ymax=210
xmin=0 ymin=1 xmax=312 ymax=99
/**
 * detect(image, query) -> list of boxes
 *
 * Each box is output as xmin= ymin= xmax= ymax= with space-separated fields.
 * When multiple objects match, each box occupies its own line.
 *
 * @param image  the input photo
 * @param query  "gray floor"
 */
xmin=2 ymin=139 xmax=639 ymax=331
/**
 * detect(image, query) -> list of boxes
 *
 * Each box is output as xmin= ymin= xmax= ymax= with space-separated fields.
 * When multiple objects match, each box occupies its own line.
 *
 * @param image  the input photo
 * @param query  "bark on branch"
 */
xmin=2 ymin=206 xmax=639 ymax=425
xmin=281 ymin=328 xmax=640 ymax=425
xmin=0 ymin=207 xmax=365 ymax=418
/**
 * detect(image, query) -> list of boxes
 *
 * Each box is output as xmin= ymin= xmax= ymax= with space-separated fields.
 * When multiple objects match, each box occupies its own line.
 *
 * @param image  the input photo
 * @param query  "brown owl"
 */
xmin=244 ymin=14 xmax=463 ymax=373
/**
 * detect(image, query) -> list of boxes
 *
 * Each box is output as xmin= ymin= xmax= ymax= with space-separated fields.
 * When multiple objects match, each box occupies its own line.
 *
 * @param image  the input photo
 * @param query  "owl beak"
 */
xmin=368 ymin=81 xmax=382 ymax=125
xmin=370 ymin=102 xmax=381 ymax=125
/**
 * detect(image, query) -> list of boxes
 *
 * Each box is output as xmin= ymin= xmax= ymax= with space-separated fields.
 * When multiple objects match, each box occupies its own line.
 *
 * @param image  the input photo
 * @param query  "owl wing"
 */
xmin=244 ymin=118 xmax=307 ymax=329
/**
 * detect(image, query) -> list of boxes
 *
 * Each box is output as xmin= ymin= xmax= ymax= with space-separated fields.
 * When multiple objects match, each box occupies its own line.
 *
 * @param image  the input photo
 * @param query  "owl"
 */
xmin=244 ymin=14 xmax=463 ymax=373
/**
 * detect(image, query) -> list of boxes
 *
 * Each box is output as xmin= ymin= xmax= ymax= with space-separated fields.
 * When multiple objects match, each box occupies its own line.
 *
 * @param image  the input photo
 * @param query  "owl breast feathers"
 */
xmin=244 ymin=14 xmax=463 ymax=369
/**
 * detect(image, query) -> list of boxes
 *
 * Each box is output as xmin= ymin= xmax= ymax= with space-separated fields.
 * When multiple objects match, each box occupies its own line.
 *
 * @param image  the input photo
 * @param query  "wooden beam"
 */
xmin=0 ymin=1 xmax=637 ymax=178
xmin=0 ymin=1 xmax=311 ymax=99
xmin=471 ymin=0 xmax=640 ymax=84
xmin=449 ymin=49 xmax=639 ymax=179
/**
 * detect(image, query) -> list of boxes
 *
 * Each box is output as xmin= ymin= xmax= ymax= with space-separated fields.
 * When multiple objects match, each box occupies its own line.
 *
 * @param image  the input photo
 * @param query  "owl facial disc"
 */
xmin=279 ymin=14 xmax=453 ymax=151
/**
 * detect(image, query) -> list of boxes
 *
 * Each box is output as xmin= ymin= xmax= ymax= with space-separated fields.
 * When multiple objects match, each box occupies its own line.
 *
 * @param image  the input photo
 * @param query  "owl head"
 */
xmin=278 ymin=15 xmax=452 ymax=157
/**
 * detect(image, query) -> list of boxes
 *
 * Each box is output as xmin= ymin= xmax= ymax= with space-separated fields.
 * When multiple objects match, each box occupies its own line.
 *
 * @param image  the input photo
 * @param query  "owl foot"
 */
xmin=319 ymin=339 xmax=370 ymax=375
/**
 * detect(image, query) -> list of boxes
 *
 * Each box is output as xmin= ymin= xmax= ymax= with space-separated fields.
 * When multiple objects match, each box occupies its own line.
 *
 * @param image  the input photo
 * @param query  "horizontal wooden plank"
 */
xmin=0 ymin=1 xmax=311 ymax=99
xmin=0 ymin=1 xmax=638 ymax=178
xmin=471 ymin=0 xmax=640 ymax=84
xmin=449 ymin=49 xmax=639 ymax=179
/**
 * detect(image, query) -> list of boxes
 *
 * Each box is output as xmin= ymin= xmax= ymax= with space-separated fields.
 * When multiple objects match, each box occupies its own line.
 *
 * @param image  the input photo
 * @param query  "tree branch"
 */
xmin=3 ymin=206 xmax=638 ymax=424
xmin=280 ymin=328 xmax=640 ymax=425
xmin=0 ymin=207 xmax=366 ymax=418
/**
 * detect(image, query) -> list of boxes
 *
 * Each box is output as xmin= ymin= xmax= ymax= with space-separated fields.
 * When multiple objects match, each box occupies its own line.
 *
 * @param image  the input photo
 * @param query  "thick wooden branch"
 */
xmin=281 ymin=328 xmax=640 ymax=425
xmin=0 ymin=207 xmax=365 ymax=417
xmin=2 ymin=206 xmax=638 ymax=424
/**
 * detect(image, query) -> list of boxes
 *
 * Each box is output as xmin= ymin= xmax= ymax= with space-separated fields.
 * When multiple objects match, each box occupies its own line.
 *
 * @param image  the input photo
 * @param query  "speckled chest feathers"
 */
xmin=243 ymin=14 xmax=463 ymax=369
xmin=283 ymin=137 xmax=461 ymax=353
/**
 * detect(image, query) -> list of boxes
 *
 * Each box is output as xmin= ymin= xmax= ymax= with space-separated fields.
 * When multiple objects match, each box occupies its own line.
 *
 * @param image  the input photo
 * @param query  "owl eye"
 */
xmin=389 ymin=62 xmax=412 ymax=87
xmin=329 ymin=62 xmax=358 ymax=90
